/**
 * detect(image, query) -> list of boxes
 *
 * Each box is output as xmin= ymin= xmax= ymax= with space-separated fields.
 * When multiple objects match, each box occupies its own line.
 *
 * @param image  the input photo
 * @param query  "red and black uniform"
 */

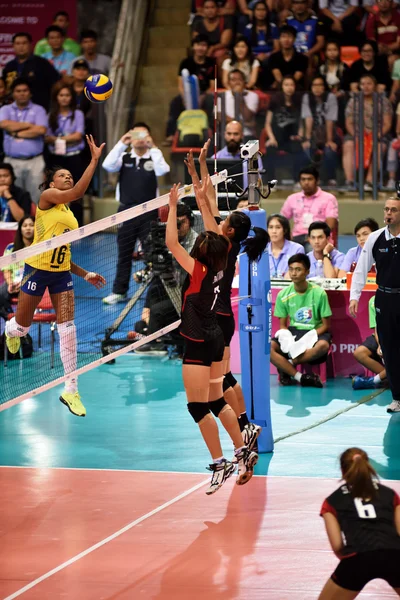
xmin=180 ymin=259 xmax=224 ymax=366
xmin=320 ymin=483 xmax=400 ymax=592
xmin=215 ymin=216 xmax=240 ymax=347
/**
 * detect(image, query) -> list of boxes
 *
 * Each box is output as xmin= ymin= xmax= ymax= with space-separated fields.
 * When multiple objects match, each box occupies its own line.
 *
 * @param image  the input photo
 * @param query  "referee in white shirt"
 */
xmin=102 ymin=122 xmax=170 ymax=305
xmin=350 ymin=196 xmax=400 ymax=413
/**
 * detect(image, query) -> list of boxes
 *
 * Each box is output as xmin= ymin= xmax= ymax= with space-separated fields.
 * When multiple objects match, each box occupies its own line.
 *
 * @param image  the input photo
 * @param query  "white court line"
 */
xmin=3 ymin=477 xmax=209 ymax=600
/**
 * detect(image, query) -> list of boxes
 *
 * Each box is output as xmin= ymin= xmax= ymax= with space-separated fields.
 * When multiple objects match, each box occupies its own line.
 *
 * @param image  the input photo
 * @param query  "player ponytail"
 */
xmin=242 ymin=226 xmax=269 ymax=261
xmin=227 ymin=212 xmax=268 ymax=261
xmin=340 ymin=447 xmax=378 ymax=500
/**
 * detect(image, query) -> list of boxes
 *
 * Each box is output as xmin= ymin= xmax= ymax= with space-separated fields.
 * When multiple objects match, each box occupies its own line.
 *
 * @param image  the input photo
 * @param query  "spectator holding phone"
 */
xmin=102 ymin=122 xmax=170 ymax=305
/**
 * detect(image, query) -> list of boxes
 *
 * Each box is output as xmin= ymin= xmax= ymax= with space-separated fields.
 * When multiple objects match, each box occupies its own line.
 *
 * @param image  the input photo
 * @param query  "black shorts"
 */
xmin=272 ymin=326 xmax=332 ymax=365
xmin=216 ymin=313 xmax=235 ymax=347
xmin=360 ymin=334 xmax=383 ymax=365
xmin=331 ymin=550 xmax=400 ymax=592
xmin=183 ymin=334 xmax=224 ymax=367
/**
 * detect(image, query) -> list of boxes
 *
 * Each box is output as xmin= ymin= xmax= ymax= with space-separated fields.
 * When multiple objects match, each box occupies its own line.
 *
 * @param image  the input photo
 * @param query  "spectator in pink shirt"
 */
xmin=280 ymin=166 xmax=338 ymax=251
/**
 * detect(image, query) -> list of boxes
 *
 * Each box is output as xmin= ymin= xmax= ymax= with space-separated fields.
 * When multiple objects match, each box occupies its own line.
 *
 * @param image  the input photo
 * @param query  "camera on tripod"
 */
xmin=139 ymin=221 xmax=177 ymax=286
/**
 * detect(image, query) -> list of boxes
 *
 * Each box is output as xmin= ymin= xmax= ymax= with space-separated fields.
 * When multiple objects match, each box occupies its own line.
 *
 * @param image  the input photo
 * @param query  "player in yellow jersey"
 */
xmin=5 ymin=135 xmax=105 ymax=417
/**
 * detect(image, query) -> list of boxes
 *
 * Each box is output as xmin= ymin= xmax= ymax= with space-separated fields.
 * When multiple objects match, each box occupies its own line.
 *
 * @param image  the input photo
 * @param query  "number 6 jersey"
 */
xmin=25 ymin=203 xmax=78 ymax=272
xmin=180 ymin=259 xmax=224 ymax=342
xmin=320 ymin=483 xmax=400 ymax=555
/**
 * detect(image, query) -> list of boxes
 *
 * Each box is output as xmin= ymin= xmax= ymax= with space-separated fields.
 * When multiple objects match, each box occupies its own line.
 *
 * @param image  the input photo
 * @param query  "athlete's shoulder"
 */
xmin=326 ymin=484 xmax=351 ymax=505
xmin=366 ymin=227 xmax=386 ymax=248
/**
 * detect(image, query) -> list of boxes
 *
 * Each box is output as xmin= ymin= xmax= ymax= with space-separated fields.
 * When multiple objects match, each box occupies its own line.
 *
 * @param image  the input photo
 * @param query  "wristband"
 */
xmin=84 ymin=272 xmax=97 ymax=281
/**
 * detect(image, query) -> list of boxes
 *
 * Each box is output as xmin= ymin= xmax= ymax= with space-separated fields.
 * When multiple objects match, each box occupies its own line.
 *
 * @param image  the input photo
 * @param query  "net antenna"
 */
xmin=213 ymin=65 xmax=220 ymax=203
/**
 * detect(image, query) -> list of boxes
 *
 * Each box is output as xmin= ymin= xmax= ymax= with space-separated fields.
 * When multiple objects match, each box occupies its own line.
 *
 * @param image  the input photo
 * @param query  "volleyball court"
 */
xmin=1 ymin=172 xmax=400 ymax=599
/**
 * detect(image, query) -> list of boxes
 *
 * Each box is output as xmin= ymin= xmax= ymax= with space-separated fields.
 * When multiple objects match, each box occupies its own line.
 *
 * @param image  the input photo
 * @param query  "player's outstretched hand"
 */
xmin=169 ymin=183 xmax=181 ymax=207
xmin=184 ymin=150 xmax=200 ymax=187
xmin=85 ymin=272 xmax=106 ymax=289
xmin=193 ymin=175 xmax=209 ymax=204
xmin=199 ymin=138 xmax=211 ymax=164
xmin=86 ymin=134 xmax=106 ymax=160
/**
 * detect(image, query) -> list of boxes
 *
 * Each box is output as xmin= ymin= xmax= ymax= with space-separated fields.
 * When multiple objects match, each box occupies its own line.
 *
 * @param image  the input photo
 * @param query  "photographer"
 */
xmin=135 ymin=204 xmax=197 ymax=356
xmin=102 ymin=122 xmax=170 ymax=305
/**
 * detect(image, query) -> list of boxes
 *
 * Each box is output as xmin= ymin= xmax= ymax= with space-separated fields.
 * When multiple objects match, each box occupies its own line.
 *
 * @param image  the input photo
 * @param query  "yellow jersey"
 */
xmin=25 ymin=203 xmax=78 ymax=272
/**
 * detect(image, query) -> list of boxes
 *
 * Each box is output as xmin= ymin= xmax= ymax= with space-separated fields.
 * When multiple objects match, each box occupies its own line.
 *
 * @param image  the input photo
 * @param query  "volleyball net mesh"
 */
xmin=0 ymin=174 xmax=228 ymax=408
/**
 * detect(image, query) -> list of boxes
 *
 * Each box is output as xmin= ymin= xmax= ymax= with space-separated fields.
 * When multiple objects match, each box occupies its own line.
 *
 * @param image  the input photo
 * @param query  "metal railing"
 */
xmin=106 ymin=0 xmax=151 ymax=149
xmin=353 ymin=92 xmax=385 ymax=200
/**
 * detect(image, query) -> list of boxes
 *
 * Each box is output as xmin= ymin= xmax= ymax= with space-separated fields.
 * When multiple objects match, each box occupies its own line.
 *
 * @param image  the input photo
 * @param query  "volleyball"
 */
xmin=84 ymin=74 xmax=113 ymax=103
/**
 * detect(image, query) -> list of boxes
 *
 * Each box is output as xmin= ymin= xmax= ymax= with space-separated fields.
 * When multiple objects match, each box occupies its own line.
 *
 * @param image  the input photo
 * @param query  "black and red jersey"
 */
xmin=321 ymin=483 xmax=400 ymax=556
xmin=180 ymin=259 xmax=224 ymax=342
xmin=214 ymin=216 xmax=240 ymax=317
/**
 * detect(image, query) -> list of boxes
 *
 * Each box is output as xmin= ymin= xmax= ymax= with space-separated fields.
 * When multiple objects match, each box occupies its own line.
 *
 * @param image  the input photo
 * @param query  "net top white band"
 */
xmin=0 ymin=171 xmax=228 ymax=270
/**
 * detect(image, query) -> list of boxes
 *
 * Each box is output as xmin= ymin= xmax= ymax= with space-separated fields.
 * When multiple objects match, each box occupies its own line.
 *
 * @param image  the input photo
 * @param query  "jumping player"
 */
xmin=185 ymin=142 xmax=268 ymax=451
xmin=319 ymin=447 xmax=400 ymax=599
xmin=166 ymin=183 xmax=258 ymax=495
xmin=5 ymin=135 xmax=106 ymax=417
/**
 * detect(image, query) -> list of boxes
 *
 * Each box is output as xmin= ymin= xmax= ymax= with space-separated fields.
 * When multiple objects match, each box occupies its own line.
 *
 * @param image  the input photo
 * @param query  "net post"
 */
xmin=238 ymin=207 xmax=273 ymax=453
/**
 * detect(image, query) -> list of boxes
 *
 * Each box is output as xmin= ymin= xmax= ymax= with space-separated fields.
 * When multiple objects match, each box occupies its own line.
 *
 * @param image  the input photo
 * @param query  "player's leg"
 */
xmin=104 ymin=218 xmax=137 ymax=303
xmin=271 ymin=339 xmax=298 ymax=378
xmin=51 ymin=287 xmax=85 ymax=417
xmin=5 ymin=265 xmax=45 ymax=354
xmin=294 ymin=339 xmax=330 ymax=365
xmin=352 ymin=336 xmax=386 ymax=389
xmin=222 ymin=346 xmax=240 ymax=416
xmin=318 ymin=579 xmax=359 ymax=600
xmin=208 ymin=345 xmax=258 ymax=486
xmin=353 ymin=342 xmax=383 ymax=375
xmin=183 ymin=360 xmax=235 ymax=495
xmin=223 ymin=349 xmax=261 ymax=450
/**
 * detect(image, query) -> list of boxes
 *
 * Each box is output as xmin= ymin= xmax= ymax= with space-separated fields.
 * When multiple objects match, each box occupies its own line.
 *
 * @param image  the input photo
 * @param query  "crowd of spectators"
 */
xmin=0 ymin=11 xmax=112 ymax=224
xmin=168 ymin=0 xmax=400 ymax=188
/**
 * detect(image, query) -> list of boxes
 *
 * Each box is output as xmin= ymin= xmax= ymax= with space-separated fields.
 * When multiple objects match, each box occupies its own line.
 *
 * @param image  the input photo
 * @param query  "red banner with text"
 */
xmin=0 ymin=1 xmax=77 ymax=72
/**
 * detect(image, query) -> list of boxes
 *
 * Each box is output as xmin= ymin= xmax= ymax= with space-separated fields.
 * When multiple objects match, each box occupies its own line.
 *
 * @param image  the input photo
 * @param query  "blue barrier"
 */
xmin=238 ymin=207 xmax=274 ymax=453
xmin=181 ymin=70 xmax=200 ymax=109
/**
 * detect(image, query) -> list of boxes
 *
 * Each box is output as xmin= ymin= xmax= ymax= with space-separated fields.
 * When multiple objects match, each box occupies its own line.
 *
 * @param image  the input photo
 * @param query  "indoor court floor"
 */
xmin=1 ymin=356 xmax=400 ymax=599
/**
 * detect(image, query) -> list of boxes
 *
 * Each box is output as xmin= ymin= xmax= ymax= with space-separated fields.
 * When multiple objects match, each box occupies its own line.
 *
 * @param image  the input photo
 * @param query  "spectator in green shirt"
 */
xmin=352 ymin=295 xmax=387 ymax=390
xmin=34 ymin=11 xmax=80 ymax=58
xmin=271 ymin=253 xmax=332 ymax=387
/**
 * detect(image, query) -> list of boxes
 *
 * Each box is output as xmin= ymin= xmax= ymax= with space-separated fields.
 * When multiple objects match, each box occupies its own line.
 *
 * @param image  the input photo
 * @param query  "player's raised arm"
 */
xmin=199 ymin=139 xmax=219 ymax=218
xmin=40 ymin=135 xmax=105 ymax=207
xmin=166 ymin=183 xmax=195 ymax=275
xmin=193 ymin=176 xmax=219 ymax=234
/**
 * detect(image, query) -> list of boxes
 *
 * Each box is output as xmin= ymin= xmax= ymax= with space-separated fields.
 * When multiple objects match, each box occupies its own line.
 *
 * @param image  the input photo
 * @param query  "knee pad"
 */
xmin=225 ymin=371 xmax=238 ymax=389
xmin=5 ymin=317 xmax=29 ymax=338
xmin=187 ymin=402 xmax=210 ymax=423
xmin=209 ymin=397 xmax=227 ymax=417
xmin=223 ymin=375 xmax=232 ymax=392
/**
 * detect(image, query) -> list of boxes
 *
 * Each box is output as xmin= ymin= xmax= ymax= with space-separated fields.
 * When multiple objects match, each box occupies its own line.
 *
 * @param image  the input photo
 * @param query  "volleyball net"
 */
xmin=0 ymin=173 xmax=228 ymax=409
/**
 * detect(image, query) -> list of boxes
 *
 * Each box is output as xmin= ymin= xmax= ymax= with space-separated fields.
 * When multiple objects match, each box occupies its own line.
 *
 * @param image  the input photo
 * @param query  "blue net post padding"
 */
xmin=239 ymin=208 xmax=274 ymax=453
